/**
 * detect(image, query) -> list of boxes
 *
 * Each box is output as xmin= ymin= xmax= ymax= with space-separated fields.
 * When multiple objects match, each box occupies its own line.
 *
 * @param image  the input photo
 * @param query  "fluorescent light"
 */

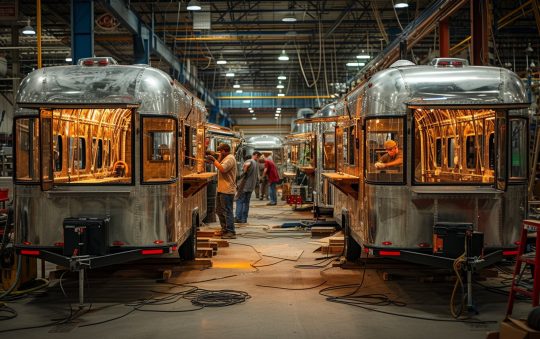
xmin=356 ymin=50 xmax=370 ymax=59
xmin=243 ymin=100 xmax=251 ymax=103
xmin=65 ymin=56 xmax=73 ymax=62
xmin=274 ymin=116 xmax=279 ymax=120
xmin=394 ymin=1 xmax=408 ymax=8
xmin=277 ymin=93 xmax=285 ymax=97
xmin=276 ymin=108 xmax=281 ymax=111
xmin=233 ymin=82 xmax=240 ymax=88
xmin=252 ymin=116 xmax=257 ymax=120
xmin=217 ymin=54 xmax=227 ymax=65
xmin=21 ymin=19 xmax=35 ymax=35
xmin=225 ymin=71 xmax=235 ymax=77
xmin=187 ymin=0 xmax=202 ymax=11
xmin=278 ymin=50 xmax=289 ymax=61
xmin=276 ymin=84 xmax=284 ymax=89
xmin=282 ymin=12 xmax=297 ymax=22
xmin=236 ymin=89 xmax=243 ymax=93
xmin=278 ymin=75 xmax=287 ymax=80
xmin=346 ymin=62 xmax=365 ymax=67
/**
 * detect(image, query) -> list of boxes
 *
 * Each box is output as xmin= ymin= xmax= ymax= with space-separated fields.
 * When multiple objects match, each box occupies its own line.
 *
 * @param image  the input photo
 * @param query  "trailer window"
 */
xmin=69 ymin=137 xmax=86 ymax=171
xmin=92 ymin=138 xmax=103 ymax=169
xmin=413 ymin=108 xmax=495 ymax=184
xmin=510 ymin=118 xmax=527 ymax=181
xmin=343 ymin=126 xmax=355 ymax=166
xmin=15 ymin=118 xmax=40 ymax=182
xmin=323 ymin=132 xmax=335 ymax=170
xmin=54 ymin=135 xmax=62 ymax=172
xmin=184 ymin=125 xmax=197 ymax=167
xmin=365 ymin=117 xmax=404 ymax=183
xmin=142 ymin=117 xmax=177 ymax=183
xmin=465 ymin=136 xmax=476 ymax=169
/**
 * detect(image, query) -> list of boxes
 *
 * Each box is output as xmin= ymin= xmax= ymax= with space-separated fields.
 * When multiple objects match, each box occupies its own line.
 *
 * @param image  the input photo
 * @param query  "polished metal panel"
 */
xmin=332 ymin=62 xmax=528 ymax=255
xmin=364 ymin=64 xmax=527 ymax=117
xmin=14 ymin=61 xmax=206 ymax=249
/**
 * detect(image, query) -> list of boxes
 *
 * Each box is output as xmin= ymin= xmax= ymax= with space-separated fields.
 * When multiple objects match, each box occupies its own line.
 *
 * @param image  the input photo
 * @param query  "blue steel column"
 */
xmin=71 ymin=0 xmax=94 ymax=64
xmin=208 ymin=106 xmax=219 ymax=124
xmin=133 ymin=20 xmax=149 ymax=64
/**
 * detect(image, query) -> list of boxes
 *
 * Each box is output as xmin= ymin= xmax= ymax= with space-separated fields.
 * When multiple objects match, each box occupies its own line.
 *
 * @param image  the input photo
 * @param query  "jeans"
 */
xmin=216 ymin=192 xmax=235 ymax=234
xmin=235 ymin=191 xmax=253 ymax=222
xmin=268 ymin=182 xmax=277 ymax=204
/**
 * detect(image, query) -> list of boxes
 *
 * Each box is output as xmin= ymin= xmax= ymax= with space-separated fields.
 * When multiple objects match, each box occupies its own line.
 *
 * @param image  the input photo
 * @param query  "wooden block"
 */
xmin=329 ymin=238 xmax=344 ymax=246
xmin=197 ymin=237 xmax=211 ymax=243
xmin=161 ymin=269 xmax=172 ymax=281
xmin=321 ymin=245 xmax=344 ymax=254
xmin=208 ymin=242 xmax=218 ymax=250
xmin=196 ymin=247 xmax=213 ymax=258
xmin=213 ymin=239 xmax=229 ymax=247
xmin=197 ymin=231 xmax=216 ymax=238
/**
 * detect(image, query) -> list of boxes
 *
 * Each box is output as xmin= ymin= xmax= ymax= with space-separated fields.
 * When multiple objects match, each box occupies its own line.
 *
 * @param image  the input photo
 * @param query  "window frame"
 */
xmin=364 ymin=116 xmax=406 ymax=185
xmin=140 ymin=115 xmax=178 ymax=185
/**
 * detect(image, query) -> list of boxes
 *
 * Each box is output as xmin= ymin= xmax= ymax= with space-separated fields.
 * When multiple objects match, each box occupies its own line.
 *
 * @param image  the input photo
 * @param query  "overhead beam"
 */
xmin=103 ymin=0 xmax=215 ymax=106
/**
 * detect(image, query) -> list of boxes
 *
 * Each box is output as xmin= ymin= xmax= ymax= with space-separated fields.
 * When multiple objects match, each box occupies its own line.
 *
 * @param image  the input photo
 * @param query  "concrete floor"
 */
xmin=0 ymin=198 xmax=531 ymax=338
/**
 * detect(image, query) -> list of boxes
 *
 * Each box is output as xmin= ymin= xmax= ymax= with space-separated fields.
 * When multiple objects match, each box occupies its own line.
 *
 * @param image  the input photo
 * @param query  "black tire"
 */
xmin=179 ymin=224 xmax=197 ymax=261
xmin=344 ymin=223 xmax=361 ymax=261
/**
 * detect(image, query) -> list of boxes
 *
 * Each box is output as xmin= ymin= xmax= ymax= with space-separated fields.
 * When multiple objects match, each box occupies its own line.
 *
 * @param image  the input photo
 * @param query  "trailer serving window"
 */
xmin=142 ymin=117 xmax=177 ymax=183
xmin=365 ymin=117 xmax=405 ymax=183
xmin=413 ymin=108 xmax=495 ymax=185
xmin=15 ymin=118 xmax=40 ymax=182
xmin=322 ymin=131 xmax=335 ymax=170
xmin=509 ymin=118 xmax=527 ymax=182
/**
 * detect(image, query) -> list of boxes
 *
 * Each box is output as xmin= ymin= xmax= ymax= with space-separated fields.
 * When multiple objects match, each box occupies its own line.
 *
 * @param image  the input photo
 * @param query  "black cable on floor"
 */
xmin=0 ymin=303 xmax=17 ymax=321
xmin=256 ymin=280 xmax=327 ymax=290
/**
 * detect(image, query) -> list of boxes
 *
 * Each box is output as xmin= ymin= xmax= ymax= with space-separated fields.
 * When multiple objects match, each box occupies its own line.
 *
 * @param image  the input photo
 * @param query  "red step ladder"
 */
xmin=507 ymin=219 xmax=540 ymax=316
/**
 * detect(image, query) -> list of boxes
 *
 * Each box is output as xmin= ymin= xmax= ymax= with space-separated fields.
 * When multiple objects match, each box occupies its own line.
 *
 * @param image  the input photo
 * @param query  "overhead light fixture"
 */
xmin=233 ymin=81 xmax=240 ymax=89
xmin=276 ymin=107 xmax=281 ymax=111
xmin=217 ymin=54 xmax=227 ymax=65
xmin=282 ymin=12 xmax=297 ymax=22
xmin=526 ymin=43 xmax=534 ymax=54
xmin=278 ymin=75 xmax=287 ymax=80
xmin=394 ymin=1 xmax=408 ymax=8
xmin=21 ymin=19 xmax=35 ymax=35
xmin=277 ymin=93 xmax=285 ymax=97
xmin=274 ymin=116 xmax=279 ymax=120
xmin=252 ymin=116 xmax=257 ymax=120
xmin=275 ymin=113 xmax=280 ymax=117
xmin=278 ymin=50 xmax=289 ymax=61
xmin=356 ymin=50 xmax=370 ymax=59
xmin=243 ymin=100 xmax=251 ymax=103
xmin=236 ymin=89 xmax=243 ymax=93
xmin=276 ymin=82 xmax=284 ymax=89
xmin=346 ymin=62 xmax=366 ymax=67
xmin=225 ymin=70 xmax=235 ymax=77
xmin=187 ymin=0 xmax=202 ymax=11
xmin=65 ymin=56 xmax=73 ymax=63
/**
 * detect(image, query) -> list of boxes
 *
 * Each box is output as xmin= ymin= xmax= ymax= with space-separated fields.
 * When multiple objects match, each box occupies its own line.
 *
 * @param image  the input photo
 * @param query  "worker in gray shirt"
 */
xmin=235 ymin=151 xmax=261 ymax=224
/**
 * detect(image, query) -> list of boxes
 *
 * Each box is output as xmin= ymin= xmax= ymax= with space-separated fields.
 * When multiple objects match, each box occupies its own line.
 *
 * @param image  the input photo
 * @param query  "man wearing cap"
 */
xmin=375 ymin=140 xmax=403 ymax=170
xmin=206 ymin=143 xmax=237 ymax=239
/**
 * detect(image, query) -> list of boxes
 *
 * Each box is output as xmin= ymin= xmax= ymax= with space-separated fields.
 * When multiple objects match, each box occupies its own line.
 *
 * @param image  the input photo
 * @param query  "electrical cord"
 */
xmin=450 ymin=254 xmax=466 ymax=319
xmin=0 ymin=302 xmax=17 ymax=321
xmin=256 ymin=280 xmax=327 ymax=291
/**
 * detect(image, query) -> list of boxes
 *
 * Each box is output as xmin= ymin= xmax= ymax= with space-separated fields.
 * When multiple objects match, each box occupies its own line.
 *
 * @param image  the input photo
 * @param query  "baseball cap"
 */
xmin=384 ymin=140 xmax=397 ymax=149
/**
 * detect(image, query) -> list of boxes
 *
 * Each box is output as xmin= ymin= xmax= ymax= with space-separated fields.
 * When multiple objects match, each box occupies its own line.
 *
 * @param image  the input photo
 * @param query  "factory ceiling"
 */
xmin=1 ymin=0 xmax=539 ymax=126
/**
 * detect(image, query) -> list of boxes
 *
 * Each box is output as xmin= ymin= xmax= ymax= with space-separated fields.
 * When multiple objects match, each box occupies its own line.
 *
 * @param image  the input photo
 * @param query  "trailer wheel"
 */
xmin=344 ymin=223 xmax=361 ymax=262
xmin=179 ymin=224 xmax=197 ymax=261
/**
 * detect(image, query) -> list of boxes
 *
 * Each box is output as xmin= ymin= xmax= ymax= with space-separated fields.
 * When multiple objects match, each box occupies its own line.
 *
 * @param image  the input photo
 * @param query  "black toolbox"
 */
xmin=63 ymin=217 xmax=110 ymax=257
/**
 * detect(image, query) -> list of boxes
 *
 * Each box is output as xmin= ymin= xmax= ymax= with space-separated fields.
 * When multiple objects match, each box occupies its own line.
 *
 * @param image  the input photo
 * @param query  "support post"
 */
xmin=439 ymin=19 xmax=449 ymax=57
xmin=71 ymin=0 xmax=94 ymax=64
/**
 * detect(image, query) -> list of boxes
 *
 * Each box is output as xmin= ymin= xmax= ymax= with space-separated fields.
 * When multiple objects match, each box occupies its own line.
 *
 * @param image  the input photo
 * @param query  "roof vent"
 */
xmin=389 ymin=60 xmax=416 ymax=68
xmin=430 ymin=58 xmax=468 ymax=67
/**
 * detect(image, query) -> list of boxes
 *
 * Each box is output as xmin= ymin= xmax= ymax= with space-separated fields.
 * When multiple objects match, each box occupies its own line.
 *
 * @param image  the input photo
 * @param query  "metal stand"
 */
xmin=78 ymin=267 xmax=85 ymax=308
xmin=68 ymin=255 xmax=90 ymax=307
xmin=464 ymin=230 xmax=480 ymax=314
